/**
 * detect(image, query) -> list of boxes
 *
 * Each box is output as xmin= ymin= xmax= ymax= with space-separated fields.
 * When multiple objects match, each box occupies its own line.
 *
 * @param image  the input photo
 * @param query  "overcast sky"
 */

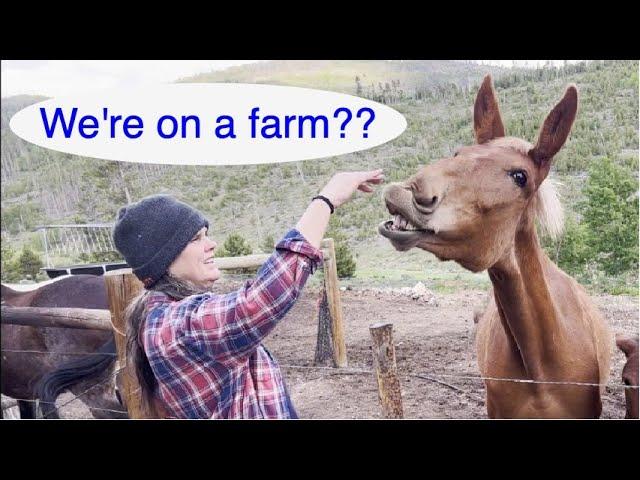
xmin=1 ymin=60 xmax=582 ymax=99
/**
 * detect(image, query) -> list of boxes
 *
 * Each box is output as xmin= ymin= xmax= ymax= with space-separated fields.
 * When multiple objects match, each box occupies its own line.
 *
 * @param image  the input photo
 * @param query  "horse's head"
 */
xmin=379 ymin=75 xmax=575 ymax=271
xmin=616 ymin=334 xmax=639 ymax=419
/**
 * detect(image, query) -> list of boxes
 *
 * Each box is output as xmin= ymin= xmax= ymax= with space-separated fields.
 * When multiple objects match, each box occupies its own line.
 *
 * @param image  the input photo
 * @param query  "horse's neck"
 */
xmin=488 ymin=223 xmax=566 ymax=379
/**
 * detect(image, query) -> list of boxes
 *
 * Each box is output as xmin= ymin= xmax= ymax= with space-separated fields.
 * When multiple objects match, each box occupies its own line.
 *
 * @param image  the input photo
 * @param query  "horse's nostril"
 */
xmin=415 ymin=195 xmax=438 ymax=209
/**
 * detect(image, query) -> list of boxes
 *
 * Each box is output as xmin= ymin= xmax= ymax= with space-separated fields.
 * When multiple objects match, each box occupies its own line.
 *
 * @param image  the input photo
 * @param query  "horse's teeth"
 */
xmin=391 ymin=215 xmax=421 ymax=231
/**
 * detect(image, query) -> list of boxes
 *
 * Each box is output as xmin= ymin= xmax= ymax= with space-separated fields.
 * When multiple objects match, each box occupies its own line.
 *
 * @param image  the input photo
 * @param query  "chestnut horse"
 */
xmin=616 ymin=334 xmax=639 ymax=419
xmin=379 ymin=75 xmax=611 ymax=418
xmin=1 ymin=275 xmax=127 ymax=418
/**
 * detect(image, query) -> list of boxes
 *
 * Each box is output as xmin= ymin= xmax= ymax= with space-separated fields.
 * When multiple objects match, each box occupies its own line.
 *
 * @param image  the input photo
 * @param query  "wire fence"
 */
xmin=3 ymin=346 xmax=634 ymax=391
xmin=3 ymin=265 xmax=635 ymax=418
xmin=3 ymin=359 xmax=634 ymax=419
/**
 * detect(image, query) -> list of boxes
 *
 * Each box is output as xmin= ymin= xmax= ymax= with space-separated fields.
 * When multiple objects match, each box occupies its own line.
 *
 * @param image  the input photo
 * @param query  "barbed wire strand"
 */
xmin=278 ymin=363 xmax=639 ymax=390
xmin=3 ymin=397 xmax=128 ymax=416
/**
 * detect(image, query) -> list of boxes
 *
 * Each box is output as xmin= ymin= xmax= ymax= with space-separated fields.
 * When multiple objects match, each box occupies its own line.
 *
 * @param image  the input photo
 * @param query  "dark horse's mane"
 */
xmin=2 ymin=275 xmax=123 ymax=418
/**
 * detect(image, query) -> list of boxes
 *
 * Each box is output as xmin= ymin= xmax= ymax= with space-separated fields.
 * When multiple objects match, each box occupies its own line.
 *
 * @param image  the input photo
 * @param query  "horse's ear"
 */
xmin=474 ymin=74 xmax=505 ymax=144
xmin=529 ymin=85 xmax=578 ymax=181
xmin=616 ymin=333 xmax=639 ymax=357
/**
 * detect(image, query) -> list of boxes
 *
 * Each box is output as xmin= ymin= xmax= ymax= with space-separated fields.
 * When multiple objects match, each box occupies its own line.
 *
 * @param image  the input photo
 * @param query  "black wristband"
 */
xmin=312 ymin=195 xmax=335 ymax=214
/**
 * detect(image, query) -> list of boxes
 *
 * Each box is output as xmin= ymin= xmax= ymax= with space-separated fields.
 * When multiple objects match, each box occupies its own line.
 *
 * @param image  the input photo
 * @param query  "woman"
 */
xmin=113 ymin=169 xmax=383 ymax=419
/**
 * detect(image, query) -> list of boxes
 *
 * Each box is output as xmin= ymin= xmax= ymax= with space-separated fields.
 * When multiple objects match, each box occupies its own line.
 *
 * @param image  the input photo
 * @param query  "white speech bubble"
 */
xmin=9 ymin=83 xmax=407 ymax=166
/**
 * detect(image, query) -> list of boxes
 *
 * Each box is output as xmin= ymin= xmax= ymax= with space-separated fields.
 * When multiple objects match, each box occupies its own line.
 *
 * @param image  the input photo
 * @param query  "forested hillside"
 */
xmin=2 ymin=60 xmax=637 ymax=293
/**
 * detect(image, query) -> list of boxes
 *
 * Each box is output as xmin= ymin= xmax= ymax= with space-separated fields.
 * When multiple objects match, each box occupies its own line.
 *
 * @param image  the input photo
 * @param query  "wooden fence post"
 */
xmin=369 ymin=322 xmax=404 ymax=419
xmin=104 ymin=269 xmax=152 ymax=419
xmin=320 ymin=238 xmax=347 ymax=368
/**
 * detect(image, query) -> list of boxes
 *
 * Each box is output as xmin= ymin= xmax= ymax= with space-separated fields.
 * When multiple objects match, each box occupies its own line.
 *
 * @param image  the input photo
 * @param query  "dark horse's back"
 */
xmin=1 ymin=275 xmax=124 ymax=418
xmin=31 ymin=275 xmax=109 ymax=309
xmin=1 ymin=275 xmax=109 ymax=309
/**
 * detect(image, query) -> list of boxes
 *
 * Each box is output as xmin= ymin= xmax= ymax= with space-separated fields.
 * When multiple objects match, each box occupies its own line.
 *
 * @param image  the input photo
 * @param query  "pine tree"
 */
xmin=217 ymin=233 xmax=252 ymax=257
xmin=334 ymin=240 xmax=356 ymax=278
xmin=16 ymin=247 xmax=44 ymax=280
xmin=325 ymin=222 xmax=356 ymax=278
xmin=580 ymin=157 xmax=638 ymax=275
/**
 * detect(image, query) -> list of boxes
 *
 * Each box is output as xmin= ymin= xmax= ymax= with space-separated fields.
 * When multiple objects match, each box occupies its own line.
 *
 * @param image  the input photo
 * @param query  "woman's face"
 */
xmin=168 ymin=227 xmax=220 ymax=289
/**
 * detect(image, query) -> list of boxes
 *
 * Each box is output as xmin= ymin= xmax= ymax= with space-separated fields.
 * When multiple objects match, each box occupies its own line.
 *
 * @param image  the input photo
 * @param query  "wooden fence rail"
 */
xmin=102 ymin=254 xmax=271 ymax=277
xmin=1 ymin=306 xmax=112 ymax=331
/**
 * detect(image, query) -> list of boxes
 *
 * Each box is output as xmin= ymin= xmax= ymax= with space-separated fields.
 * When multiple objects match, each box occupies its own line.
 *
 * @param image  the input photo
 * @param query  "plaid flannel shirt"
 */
xmin=141 ymin=229 xmax=322 ymax=419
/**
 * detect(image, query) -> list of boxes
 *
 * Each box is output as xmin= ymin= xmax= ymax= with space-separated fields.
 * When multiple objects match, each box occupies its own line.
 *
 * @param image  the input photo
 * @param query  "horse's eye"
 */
xmin=623 ymin=378 xmax=631 ymax=386
xmin=510 ymin=170 xmax=527 ymax=188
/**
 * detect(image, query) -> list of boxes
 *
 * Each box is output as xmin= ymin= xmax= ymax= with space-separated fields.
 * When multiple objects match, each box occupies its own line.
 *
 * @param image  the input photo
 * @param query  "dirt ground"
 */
xmin=34 ymin=282 xmax=637 ymax=420
xmin=271 ymin=287 xmax=637 ymax=419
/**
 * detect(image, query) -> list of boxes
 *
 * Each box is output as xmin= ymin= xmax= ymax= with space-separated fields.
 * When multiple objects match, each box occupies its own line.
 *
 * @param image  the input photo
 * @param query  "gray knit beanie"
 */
xmin=112 ymin=195 xmax=209 ymax=288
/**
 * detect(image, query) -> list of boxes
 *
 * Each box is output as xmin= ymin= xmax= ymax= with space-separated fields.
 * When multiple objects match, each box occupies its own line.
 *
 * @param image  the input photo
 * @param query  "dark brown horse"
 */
xmin=1 ymin=275 xmax=127 ymax=418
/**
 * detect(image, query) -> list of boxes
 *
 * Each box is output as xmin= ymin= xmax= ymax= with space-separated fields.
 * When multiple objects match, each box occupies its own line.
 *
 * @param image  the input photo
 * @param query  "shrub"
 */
xmin=326 ymin=222 xmax=356 ymax=278
xmin=15 ymin=247 xmax=44 ymax=280
xmin=216 ymin=233 xmax=252 ymax=257
xmin=261 ymin=234 xmax=275 ymax=253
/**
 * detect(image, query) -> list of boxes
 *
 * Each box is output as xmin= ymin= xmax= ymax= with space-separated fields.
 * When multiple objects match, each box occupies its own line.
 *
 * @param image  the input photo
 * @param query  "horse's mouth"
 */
xmin=379 ymin=215 xmax=433 ymax=237
xmin=378 ymin=215 xmax=437 ymax=251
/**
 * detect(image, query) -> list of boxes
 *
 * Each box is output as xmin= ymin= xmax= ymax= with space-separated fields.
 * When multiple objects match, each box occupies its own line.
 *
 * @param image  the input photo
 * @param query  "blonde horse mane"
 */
xmin=534 ymin=177 xmax=565 ymax=240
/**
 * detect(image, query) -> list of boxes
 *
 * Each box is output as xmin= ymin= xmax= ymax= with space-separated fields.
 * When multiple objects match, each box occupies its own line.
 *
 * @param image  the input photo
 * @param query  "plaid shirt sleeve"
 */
xmin=169 ymin=228 xmax=323 ymax=366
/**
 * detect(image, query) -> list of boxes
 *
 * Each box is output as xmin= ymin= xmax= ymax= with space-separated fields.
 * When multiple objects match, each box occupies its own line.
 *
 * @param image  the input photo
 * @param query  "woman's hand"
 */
xmin=296 ymin=169 xmax=384 ymax=248
xmin=318 ymin=169 xmax=385 ymax=208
